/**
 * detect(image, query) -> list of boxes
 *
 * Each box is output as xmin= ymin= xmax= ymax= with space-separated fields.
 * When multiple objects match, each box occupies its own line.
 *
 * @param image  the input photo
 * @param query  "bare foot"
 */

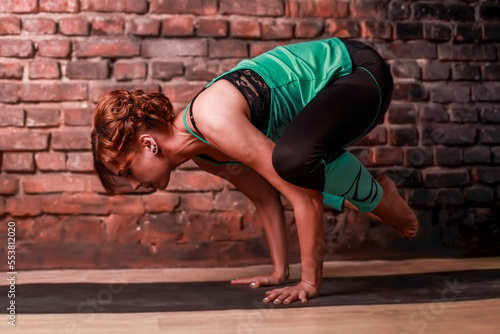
xmin=370 ymin=175 xmax=419 ymax=239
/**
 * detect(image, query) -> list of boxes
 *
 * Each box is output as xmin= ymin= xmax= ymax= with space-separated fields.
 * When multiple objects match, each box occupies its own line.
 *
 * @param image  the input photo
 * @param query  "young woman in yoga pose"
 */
xmin=91 ymin=38 xmax=419 ymax=305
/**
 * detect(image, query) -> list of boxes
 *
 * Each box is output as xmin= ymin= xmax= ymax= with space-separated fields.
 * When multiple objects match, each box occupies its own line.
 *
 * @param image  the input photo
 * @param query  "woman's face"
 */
xmin=104 ymin=135 xmax=171 ymax=191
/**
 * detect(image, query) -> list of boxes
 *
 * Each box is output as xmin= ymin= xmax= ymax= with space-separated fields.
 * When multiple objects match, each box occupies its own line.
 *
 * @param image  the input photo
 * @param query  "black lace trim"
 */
xmin=217 ymin=69 xmax=271 ymax=135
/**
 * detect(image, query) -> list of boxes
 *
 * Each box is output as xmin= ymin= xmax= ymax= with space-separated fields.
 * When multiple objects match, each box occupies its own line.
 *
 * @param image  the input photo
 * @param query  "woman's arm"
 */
xmin=194 ymin=82 xmax=325 ymax=304
xmin=193 ymin=158 xmax=289 ymax=286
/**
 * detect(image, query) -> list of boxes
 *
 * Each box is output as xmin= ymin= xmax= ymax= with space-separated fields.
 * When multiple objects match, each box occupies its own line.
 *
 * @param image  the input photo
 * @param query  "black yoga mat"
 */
xmin=1 ymin=269 xmax=499 ymax=314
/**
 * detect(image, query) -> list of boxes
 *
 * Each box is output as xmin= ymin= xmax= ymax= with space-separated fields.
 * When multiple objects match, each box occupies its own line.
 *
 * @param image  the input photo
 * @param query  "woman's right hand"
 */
xmin=230 ymin=271 xmax=288 ymax=288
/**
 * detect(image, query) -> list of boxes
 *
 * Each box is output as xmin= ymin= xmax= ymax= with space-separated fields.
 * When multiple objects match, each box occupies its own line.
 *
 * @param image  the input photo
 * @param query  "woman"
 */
xmin=91 ymin=38 xmax=418 ymax=305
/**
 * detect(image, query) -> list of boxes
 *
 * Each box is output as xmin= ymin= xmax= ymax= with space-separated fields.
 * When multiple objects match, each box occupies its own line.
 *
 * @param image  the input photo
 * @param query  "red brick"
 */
xmin=230 ymin=20 xmax=261 ymax=39
xmin=452 ymin=63 xmax=481 ymax=81
xmin=9 ymin=0 xmax=38 ymax=13
xmin=37 ymin=39 xmax=71 ymax=58
xmin=24 ymin=174 xmax=92 ymax=193
xmin=142 ymin=39 xmax=207 ymax=58
xmin=91 ymin=16 xmax=125 ymax=35
xmin=140 ymin=213 xmax=184 ymax=244
xmin=422 ymin=61 xmax=450 ymax=81
xmin=75 ymin=37 xmax=140 ymax=58
xmin=2 ymin=153 xmax=35 ymax=172
xmin=391 ymin=60 xmax=421 ymax=79
xmin=480 ymin=126 xmax=500 ymax=144
xmin=376 ymin=42 xmax=437 ymax=59
xmin=5 ymin=196 xmax=41 ymax=217
xmin=389 ymin=126 xmax=418 ymax=146
xmin=144 ymin=192 xmax=180 ymax=213
xmin=249 ymin=41 xmax=284 ymax=57
xmin=0 ymin=131 xmax=49 ymax=151
xmin=473 ymin=83 xmax=500 ymax=102
xmin=0 ymin=17 xmax=21 ymax=35
xmin=396 ymin=22 xmax=423 ymax=40
xmin=90 ymin=82 xmax=160 ymax=103
xmin=29 ymin=216 xmax=63 ymax=242
xmin=387 ymin=103 xmax=417 ymax=124
xmin=161 ymin=16 xmax=195 ymax=37
xmin=423 ymin=168 xmax=470 ymax=188
xmin=127 ymin=18 xmax=160 ymax=36
xmin=41 ymin=193 xmax=110 ymax=215
xmin=23 ymin=18 xmax=57 ymax=35
xmin=209 ymin=40 xmax=248 ymax=58
xmin=35 ymin=152 xmax=66 ymax=171
xmin=151 ymin=61 xmax=184 ymax=80
xmin=185 ymin=61 xmax=219 ymax=81
xmin=0 ymin=175 xmax=19 ymax=195
xmin=66 ymin=152 xmax=93 ymax=172
xmin=20 ymin=83 xmax=88 ymax=102
xmin=0 ymin=108 xmax=24 ymax=127
xmin=220 ymin=0 xmax=284 ymax=16
xmin=422 ymin=124 xmax=476 ymax=145
xmin=151 ymin=0 xmax=217 ymax=15
xmin=483 ymin=23 xmax=500 ymax=41
xmin=104 ymin=214 xmax=142 ymax=244
xmin=0 ymin=39 xmax=34 ymax=57
xmin=214 ymin=190 xmax=254 ymax=211
xmin=438 ymin=44 xmax=497 ymax=61
xmin=361 ymin=20 xmax=393 ymax=40
xmin=352 ymin=126 xmax=387 ymax=146
xmin=29 ymin=60 xmax=61 ymax=79
xmin=114 ymin=61 xmax=147 ymax=81
xmin=373 ymin=147 xmax=403 ymax=166
xmin=52 ymin=129 xmax=92 ymax=151
xmin=180 ymin=193 xmax=214 ymax=211
xmin=26 ymin=108 xmax=60 ymax=128
xmin=81 ymin=0 xmax=148 ymax=13
xmin=262 ymin=20 xmax=294 ymax=40
xmin=168 ymin=170 xmax=228 ymax=191
xmin=63 ymin=216 xmax=104 ymax=244
xmin=435 ymin=146 xmax=462 ymax=166
xmin=0 ymin=83 xmax=19 ymax=103
xmin=209 ymin=212 xmax=244 ymax=241
xmin=40 ymin=0 xmax=79 ymax=12
xmin=59 ymin=16 xmax=90 ymax=36
xmin=424 ymin=23 xmax=452 ymax=41
xmin=406 ymin=147 xmax=433 ymax=167
xmin=161 ymin=82 xmax=207 ymax=103
xmin=393 ymin=82 xmax=428 ymax=101
xmin=350 ymin=0 xmax=388 ymax=19
xmin=326 ymin=20 xmax=360 ymax=38
xmin=110 ymin=196 xmax=145 ymax=215
xmin=197 ymin=18 xmax=227 ymax=37
xmin=0 ymin=62 xmax=23 ymax=79
xmin=63 ymin=107 xmax=94 ymax=126
xmin=428 ymin=83 xmax=470 ymax=103
xmin=287 ymin=0 xmax=348 ymax=18
xmin=66 ymin=60 xmax=109 ymax=79
xmin=295 ymin=19 xmax=324 ymax=38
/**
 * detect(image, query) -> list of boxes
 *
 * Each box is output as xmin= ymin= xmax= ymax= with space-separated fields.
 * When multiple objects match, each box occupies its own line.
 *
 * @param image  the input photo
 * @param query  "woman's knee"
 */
xmin=272 ymin=143 xmax=323 ymax=186
xmin=272 ymin=144 xmax=301 ymax=183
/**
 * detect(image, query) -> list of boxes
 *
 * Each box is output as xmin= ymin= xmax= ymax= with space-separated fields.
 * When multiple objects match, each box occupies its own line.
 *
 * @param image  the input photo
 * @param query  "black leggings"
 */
xmin=272 ymin=39 xmax=394 ymax=191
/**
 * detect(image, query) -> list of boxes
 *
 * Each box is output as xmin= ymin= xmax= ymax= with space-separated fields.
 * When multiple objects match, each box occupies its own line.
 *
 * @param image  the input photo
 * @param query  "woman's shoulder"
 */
xmin=194 ymin=79 xmax=251 ymax=129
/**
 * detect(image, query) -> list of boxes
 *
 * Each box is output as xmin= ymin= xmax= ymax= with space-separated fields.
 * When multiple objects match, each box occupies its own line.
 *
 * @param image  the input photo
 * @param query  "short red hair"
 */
xmin=91 ymin=90 xmax=173 ymax=193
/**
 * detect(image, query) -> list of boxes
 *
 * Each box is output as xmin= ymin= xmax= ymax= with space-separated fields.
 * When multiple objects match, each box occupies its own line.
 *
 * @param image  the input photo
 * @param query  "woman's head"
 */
xmin=91 ymin=90 xmax=174 ymax=193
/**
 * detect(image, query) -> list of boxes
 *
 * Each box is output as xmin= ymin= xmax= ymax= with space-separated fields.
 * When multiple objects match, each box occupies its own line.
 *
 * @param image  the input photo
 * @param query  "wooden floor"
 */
xmin=2 ymin=257 xmax=499 ymax=334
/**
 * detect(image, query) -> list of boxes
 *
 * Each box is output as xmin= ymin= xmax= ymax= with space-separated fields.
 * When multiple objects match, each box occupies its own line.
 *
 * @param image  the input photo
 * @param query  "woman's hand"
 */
xmin=231 ymin=271 xmax=288 ymax=288
xmin=263 ymin=281 xmax=319 ymax=305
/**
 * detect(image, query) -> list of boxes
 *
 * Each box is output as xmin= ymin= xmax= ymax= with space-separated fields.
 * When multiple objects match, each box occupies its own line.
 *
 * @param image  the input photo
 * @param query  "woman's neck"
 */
xmin=161 ymin=113 xmax=209 ymax=168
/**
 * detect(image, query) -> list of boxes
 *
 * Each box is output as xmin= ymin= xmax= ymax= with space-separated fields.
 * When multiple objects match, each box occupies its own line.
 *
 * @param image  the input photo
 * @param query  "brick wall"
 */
xmin=0 ymin=0 xmax=499 ymax=270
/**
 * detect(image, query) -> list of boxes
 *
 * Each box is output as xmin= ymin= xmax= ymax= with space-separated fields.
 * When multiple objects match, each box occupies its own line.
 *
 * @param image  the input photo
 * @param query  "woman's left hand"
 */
xmin=263 ymin=281 xmax=319 ymax=305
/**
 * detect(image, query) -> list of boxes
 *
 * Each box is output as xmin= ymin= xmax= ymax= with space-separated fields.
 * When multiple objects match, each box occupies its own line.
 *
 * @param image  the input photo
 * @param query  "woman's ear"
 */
xmin=138 ymin=134 xmax=159 ymax=154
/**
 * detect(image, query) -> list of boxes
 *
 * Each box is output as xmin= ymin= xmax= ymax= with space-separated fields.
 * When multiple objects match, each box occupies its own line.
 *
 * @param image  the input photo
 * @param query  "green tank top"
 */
xmin=204 ymin=37 xmax=353 ymax=142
